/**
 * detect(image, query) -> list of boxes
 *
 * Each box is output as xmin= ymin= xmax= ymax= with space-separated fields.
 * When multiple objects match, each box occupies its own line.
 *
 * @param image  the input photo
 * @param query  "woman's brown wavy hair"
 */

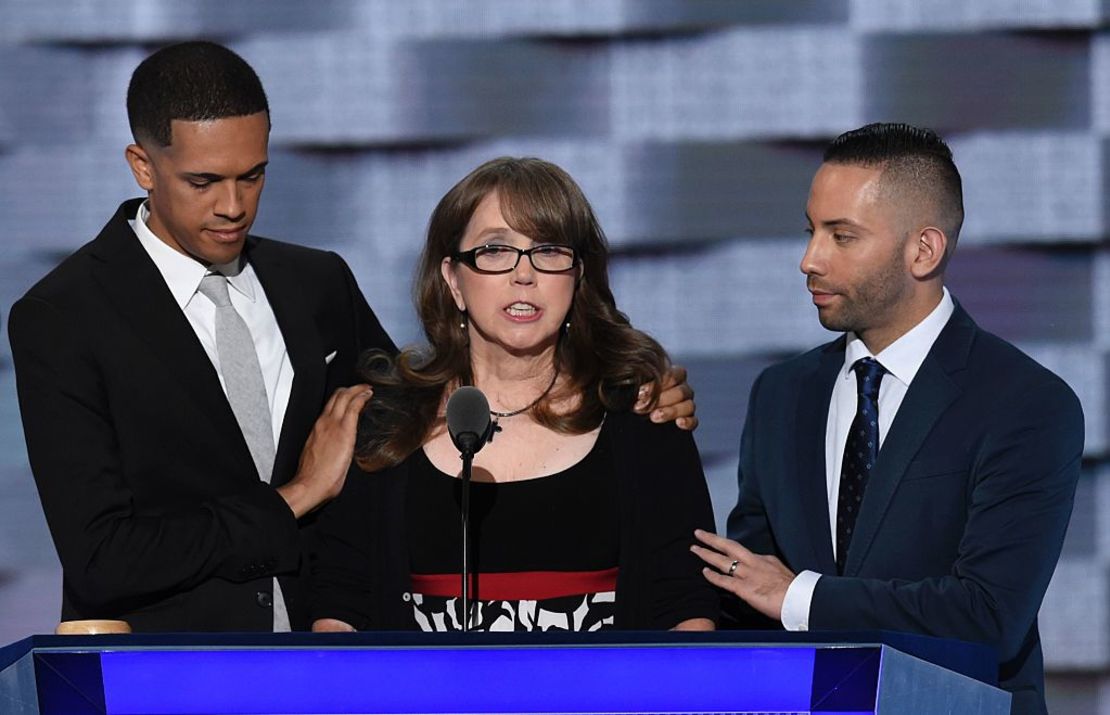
xmin=354 ymin=157 xmax=670 ymax=471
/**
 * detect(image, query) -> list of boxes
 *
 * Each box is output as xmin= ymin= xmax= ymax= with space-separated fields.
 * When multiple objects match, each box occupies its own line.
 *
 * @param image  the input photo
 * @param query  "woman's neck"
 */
xmin=469 ymin=347 xmax=558 ymax=415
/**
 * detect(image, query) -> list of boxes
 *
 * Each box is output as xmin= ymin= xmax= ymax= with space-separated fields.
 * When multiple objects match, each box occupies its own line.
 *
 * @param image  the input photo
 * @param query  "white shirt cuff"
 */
xmin=780 ymin=570 xmax=821 ymax=632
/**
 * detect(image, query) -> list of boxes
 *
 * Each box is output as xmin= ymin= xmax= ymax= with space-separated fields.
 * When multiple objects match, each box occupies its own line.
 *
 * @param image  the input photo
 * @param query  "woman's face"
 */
xmin=441 ymin=190 xmax=578 ymax=362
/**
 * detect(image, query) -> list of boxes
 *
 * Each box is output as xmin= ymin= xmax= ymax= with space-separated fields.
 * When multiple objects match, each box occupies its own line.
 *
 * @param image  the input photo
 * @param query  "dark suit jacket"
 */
xmin=726 ymin=304 xmax=1083 ymax=715
xmin=8 ymin=198 xmax=394 ymax=632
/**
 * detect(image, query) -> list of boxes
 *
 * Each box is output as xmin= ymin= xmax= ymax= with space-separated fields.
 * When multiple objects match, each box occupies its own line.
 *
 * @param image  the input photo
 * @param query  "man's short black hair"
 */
xmin=126 ymin=41 xmax=270 ymax=147
xmin=824 ymin=122 xmax=964 ymax=242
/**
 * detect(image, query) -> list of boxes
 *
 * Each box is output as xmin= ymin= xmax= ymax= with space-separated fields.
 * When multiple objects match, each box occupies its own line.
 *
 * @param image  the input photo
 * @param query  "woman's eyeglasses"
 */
xmin=453 ymin=244 xmax=578 ymax=274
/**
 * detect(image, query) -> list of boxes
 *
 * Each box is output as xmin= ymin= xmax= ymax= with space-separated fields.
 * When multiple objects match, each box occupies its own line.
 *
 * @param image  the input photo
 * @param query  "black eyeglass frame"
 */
xmin=451 ymin=244 xmax=580 ymax=275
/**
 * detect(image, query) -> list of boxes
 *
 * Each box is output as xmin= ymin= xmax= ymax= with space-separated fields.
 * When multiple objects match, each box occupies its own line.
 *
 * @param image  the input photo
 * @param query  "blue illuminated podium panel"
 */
xmin=0 ymin=631 xmax=1009 ymax=714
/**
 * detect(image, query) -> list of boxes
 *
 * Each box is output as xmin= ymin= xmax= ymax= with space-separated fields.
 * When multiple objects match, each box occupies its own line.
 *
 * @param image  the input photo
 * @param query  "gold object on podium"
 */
xmin=55 ymin=620 xmax=132 ymax=635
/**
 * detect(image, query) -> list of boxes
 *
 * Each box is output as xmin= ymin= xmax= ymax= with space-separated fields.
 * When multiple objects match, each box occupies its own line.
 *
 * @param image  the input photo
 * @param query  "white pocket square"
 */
xmin=324 ymin=350 xmax=338 ymax=365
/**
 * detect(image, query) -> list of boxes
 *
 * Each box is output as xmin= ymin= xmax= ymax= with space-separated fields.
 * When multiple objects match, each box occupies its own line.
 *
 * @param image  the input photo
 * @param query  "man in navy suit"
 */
xmin=692 ymin=123 xmax=1083 ymax=715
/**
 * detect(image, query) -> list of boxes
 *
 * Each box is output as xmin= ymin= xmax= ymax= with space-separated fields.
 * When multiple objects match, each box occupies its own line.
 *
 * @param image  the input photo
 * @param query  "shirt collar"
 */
xmin=130 ymin=202 xmax=256 ymax=308
xmin=841 ymin=287 xmax=955 ymax=388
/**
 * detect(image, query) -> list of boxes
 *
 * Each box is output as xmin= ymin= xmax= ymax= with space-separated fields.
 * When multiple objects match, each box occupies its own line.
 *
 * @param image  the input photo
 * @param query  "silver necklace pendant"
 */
xmin=486 ymin=370 xmax=559 ymax=419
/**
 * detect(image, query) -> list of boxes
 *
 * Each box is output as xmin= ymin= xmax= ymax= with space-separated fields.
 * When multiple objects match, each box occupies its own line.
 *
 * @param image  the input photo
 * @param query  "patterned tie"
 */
xmin=196 ymin=273 xmax=289 ymax=631
xmin=835 ymin=357 xmax=886 ymax=574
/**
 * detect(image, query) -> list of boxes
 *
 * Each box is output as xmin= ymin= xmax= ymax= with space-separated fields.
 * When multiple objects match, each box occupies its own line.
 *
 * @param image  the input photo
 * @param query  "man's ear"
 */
xmin=124 ymin=143 xmax=155 ymax=192
xmin=440 ymin=257 xmax=466 ymax=311
xmin=909 ymin=226 xmax=948 ymax=280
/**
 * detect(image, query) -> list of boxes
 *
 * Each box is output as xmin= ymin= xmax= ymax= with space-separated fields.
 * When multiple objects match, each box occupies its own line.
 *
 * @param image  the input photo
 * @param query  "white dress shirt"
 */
xmin=780 ymin=288 xmax=955 ymax=631
xmin=130 ymin=203 xmax=294 ymax=448
xmin=130 ymin=202 xmax=295 ymax=632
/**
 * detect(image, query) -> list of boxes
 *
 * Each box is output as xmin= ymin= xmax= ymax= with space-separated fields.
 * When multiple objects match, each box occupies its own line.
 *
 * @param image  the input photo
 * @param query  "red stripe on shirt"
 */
xmin=411 ymin=567 xmax=618 ymax=601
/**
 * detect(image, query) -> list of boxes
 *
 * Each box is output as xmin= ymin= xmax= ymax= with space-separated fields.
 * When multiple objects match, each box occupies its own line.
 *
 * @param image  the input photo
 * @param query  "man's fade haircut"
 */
xmin=126 ymin=41 xmax=270 ymax=147
xmin=824 ymin=122 xmax=964 ymax=244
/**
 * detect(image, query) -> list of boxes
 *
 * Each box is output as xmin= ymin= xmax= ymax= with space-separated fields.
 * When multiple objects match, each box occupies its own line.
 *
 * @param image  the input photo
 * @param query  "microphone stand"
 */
xmin=456 ymin=419 xmax=498 ymax=632
xmin=460 ymin=445 xmax=474 ymax=632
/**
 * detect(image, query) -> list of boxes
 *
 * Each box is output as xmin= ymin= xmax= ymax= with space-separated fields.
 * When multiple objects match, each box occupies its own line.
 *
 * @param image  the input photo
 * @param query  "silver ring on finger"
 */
xmin=727 ymin=559 xmax=739 ymax=577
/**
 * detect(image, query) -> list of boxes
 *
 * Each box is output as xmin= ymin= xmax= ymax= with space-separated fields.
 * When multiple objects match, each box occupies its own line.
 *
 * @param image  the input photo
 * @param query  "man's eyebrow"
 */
xmin=181 ymin=171 xmax=222 ymax=182
xmin=806 ymin=215 xmax=868 ymax=232
xmin=181 ymin=162 xmax=268 ymax=182
xmin=239 ymin=161 xmax=268 ymax=178
xmin=821 ymin=218 xmax=867 ymax=231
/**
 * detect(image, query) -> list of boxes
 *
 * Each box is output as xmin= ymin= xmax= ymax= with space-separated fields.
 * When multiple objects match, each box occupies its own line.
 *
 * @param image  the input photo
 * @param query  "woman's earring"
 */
xmin=459 ymin=312 xmax=468 ymax=331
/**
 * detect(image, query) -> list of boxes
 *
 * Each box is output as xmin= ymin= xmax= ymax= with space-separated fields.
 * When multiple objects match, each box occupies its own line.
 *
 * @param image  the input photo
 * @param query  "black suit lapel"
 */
xmin=247 ymin=240 xmax=326 ymax=488
xmin=795 ymin=342 xmax=843 ymax=574
xmin=88 ymin=201 xmax=256 ymax=480
xmin=842 ymin=306 xmax=974 ymax=576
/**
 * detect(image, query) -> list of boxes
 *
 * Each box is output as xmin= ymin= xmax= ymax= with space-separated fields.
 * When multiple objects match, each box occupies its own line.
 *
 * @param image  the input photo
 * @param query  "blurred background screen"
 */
xmin=0 ymin=1 xmax=1106 ymax=710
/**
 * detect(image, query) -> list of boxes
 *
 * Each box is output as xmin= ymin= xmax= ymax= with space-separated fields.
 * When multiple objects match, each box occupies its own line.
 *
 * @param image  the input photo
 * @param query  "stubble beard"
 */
xmin=815 ymin=249 xmax=909 ymax=338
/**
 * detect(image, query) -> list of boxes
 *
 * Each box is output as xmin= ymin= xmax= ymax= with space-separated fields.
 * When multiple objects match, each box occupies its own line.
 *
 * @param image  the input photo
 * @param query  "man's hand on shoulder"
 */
xmin=636 ymin=364 xmax=697 ymax=431
xmin=278 ymin=384 xmax=372 ymax=519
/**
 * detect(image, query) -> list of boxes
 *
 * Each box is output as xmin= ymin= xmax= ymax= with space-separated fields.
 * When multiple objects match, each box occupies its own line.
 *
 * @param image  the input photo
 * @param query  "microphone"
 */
xmin=444 ymin=385 xmax=495 ymax=631
xmin=446 ymin=386 xmax=494 ymax=458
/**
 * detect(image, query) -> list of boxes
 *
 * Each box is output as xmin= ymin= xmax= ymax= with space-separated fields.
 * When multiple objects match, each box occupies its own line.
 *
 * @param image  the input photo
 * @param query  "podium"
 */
xmin=0 ymin=631 xmax=1009 ymax=714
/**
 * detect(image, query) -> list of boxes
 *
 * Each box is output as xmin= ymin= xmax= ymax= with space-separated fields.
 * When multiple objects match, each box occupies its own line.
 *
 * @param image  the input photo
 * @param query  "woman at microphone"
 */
xmin=311 ymin=157 xmax=717 ymax=632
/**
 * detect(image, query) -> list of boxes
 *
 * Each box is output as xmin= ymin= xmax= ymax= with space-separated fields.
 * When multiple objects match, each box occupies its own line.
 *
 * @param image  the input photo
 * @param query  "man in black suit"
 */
xmin=8 ymin=41 xmax=391 ymax=632
xmin=692 ymin=123 xmax=1082 ymax=714
xmin=10 ymin=41 xmax=697 ymax=633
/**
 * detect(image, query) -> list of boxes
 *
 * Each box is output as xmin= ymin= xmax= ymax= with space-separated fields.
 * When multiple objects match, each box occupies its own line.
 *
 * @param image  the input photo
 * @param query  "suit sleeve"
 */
xmin=333 ymin=251 xmax=398 ymax=358
xmin=723 ymin=371 xmax=785 ymax=629
xmin=726 ymin=371 xmax=776 ymax=554
xmin=8 ymin=294 xmax=302 ymax=617
xmin=809 ymin=376 xmax=1083 ymax=663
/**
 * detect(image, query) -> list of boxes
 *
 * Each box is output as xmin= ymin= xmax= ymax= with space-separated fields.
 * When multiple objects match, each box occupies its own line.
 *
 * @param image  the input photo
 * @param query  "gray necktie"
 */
xmin=197 ymin=273 xmax=290 ymax=632
xmin=198 ymin=274 xmax=276 ymax=483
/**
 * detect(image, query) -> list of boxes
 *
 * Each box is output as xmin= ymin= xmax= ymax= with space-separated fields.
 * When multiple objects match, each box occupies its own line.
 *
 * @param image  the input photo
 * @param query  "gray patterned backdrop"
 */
xmin=0 ymin=0 xmax=1108 ymax=710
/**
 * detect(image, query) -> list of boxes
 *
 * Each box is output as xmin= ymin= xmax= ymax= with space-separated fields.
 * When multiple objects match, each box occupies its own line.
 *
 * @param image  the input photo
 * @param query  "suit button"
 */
xmin=256 ymin=591 xmax=273 ymax=608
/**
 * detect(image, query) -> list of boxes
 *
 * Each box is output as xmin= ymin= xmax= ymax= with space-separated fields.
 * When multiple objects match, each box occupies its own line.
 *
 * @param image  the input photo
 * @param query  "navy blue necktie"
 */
xmin=836 ymin=357 xmax=886 ymax=574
